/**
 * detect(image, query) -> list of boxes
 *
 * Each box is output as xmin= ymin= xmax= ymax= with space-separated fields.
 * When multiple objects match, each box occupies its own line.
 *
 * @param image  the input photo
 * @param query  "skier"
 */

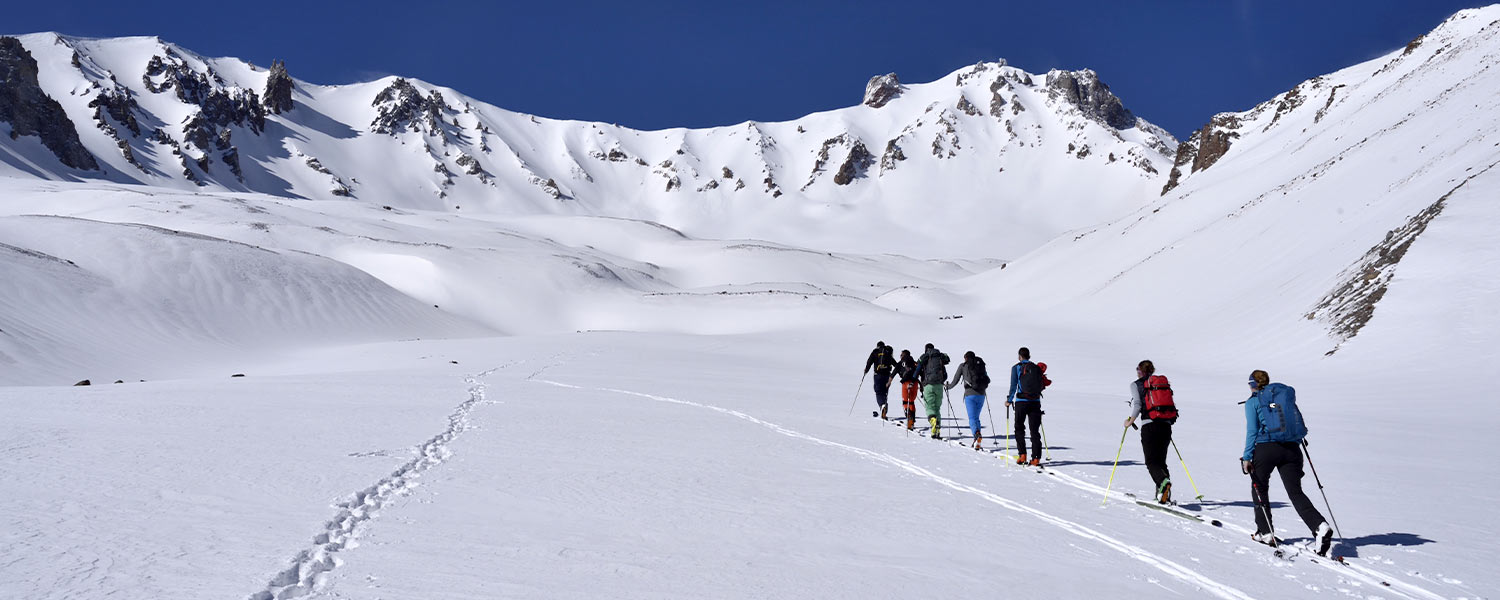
xmin=1242 ymin=369 xmax=1334 ymax=555
xmin=1005 ymin=347 xmax=1045 ymax=466
xmin=914 ymin=343 xmax=950 ymax=439
xmin=1123 ymin=360 xmax=1176 ymax=504
xmin=863 ymin=341 xmax=898 ymax=419
xmin=897 ymin=349 xmax=920 ymax=429
xmin=946 ymin=351 xmax=989 ymax=449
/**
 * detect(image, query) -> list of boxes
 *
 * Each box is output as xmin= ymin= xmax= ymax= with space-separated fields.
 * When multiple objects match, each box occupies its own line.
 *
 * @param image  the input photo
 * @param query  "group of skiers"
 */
xmin=863 ymin=342 xmax=1049 ymax=465
xmin=861 ymin=341 xmax=1337 ymax=556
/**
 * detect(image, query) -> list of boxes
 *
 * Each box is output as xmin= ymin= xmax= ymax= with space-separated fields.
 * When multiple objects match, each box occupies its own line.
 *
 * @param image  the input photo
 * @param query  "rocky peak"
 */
xmin=143 ymin=51 xmax=219 ymax=105
xmin=371 ymin=78 xmax=446 ymax=135
xmin=1045 ymin=69 xmax=1135 ymax=130
xmin=263 ymin=60 xmax=294 ymax=114
xmin=0 ymin=36 xmax=99 ymax=171
xmin=863 ymin=73 xmax=902 ymax=108
xmin=1160 ymin=113 xmax=1242 ymax=195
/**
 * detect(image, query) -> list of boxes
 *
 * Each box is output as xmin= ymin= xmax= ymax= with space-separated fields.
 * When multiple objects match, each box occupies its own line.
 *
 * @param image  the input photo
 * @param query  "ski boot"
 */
xmin=1028 ymin=456 xmax=1041 ymax=467
xmin=880 ymin=404 xmax=888 ymax=420
xmin=1250 ymin=531 xmax=1280 ymax=548
xmin=1315 ymin=523 xmax=1334 ymax=556
xmin=929 ymin=416 xmax=942 ymax=439
xmin=1158 ymin=480 xmax=1172 ymax=504
xmin=1015 ymin=453 xmax=1027 ymax=465
xmin=974 ymin=433 xmax=983 ymax=450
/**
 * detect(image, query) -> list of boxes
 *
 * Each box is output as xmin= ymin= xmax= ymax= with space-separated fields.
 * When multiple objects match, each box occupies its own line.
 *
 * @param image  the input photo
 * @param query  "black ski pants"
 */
xmin=873 ymin=371 xmax=892 ymax=406
xmin=1012 ymin=401 xmax=1043 ymax=458
xmin=1140 ymin=420 xmax=1172 ymax=492
xmin=1250 ymin=441 xmax=1327 ymax=536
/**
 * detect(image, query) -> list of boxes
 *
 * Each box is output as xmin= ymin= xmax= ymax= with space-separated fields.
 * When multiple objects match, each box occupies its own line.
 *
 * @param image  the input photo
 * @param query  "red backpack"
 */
xmin=1143 ymin=375 xmax=1178 ymax=421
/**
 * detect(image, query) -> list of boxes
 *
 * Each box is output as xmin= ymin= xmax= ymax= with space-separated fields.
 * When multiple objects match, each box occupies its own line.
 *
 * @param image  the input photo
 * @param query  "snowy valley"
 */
xmin=2 ymin=5 xmax=1500 ymax=600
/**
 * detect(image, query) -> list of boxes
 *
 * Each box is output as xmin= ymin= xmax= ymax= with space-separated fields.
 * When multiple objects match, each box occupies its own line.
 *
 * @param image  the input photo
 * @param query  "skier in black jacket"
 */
xmin=896 ymin=349 xmax=920 ymax=429
xmin=863 ymin=341 xmax=898 ymax=419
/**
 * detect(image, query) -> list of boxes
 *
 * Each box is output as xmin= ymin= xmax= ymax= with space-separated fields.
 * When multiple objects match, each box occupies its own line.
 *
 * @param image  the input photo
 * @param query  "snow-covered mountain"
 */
xmin=969 ymin=6 xmax=1500 ymax=374
xmin=0 ymin=33 xmax=1174 ymax=258
xmin=3 ymin=6 xmax=1500 ymax=600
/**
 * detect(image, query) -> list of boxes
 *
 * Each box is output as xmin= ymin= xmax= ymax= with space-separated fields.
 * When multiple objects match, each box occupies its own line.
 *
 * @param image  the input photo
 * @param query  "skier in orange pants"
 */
xmin=897 ymin=349 xmax=920 ymax=429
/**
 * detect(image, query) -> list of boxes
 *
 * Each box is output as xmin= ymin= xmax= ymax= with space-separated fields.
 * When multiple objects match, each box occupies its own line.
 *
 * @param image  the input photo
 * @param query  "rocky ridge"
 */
xmin=0 ymin=33 xmax=1179 ymax=256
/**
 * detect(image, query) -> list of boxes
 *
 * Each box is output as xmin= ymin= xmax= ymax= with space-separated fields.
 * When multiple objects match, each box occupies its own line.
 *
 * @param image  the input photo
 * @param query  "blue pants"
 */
xmin=873 ymin=372 xmax=892 ymax=406
xmin=964 ymin=394 xmax=985 ymax=437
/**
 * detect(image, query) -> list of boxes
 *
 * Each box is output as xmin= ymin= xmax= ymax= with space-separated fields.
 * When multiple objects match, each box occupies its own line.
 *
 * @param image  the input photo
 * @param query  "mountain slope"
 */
xmin=0 ymin=34 xmax=1174 ymax=257
xmin=966 ymin=6 xmax=1500 ymax=370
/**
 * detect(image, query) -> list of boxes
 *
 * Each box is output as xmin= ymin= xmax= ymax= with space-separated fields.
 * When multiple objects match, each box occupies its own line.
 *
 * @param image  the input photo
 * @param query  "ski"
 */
xmin=1132 ymin=499 xmax=1223 ymax=527
xmin=1121 ymin=492 xmax=1223 ymax=526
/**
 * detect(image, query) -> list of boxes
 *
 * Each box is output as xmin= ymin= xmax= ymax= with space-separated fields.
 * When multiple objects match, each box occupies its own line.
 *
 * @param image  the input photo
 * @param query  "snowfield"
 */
xmin=3 ymin=5 xmax=1500 ymax=600
xmin=2 ymin=328 xmax=1493 ymax=599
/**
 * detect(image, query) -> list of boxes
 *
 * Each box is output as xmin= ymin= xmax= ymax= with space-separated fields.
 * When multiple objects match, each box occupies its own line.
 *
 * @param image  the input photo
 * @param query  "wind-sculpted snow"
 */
xmin=0 ymin=211 xmax=482 ymax=384
xmin=0 ymin=180 xmax=982 ymax=383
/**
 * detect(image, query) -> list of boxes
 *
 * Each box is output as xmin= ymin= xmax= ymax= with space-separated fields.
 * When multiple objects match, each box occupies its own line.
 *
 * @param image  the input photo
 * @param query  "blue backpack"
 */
xmin=1255 ymin=383 xmax=1308 ymax=443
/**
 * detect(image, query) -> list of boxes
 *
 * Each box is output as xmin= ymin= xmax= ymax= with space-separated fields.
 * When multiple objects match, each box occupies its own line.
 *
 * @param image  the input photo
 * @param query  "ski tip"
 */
xmin=1210 ymin=520 xmax=1223 ymax=527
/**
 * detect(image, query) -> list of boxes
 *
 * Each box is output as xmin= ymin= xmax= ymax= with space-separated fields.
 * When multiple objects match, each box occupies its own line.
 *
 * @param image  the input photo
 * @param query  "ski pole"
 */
xmin=944 ymin=387 xmax=957 ymax=431
xmin=847 ymin=371 xmax=868 ymax=416
xmin=1170 ymin=439 xmax=1205 ymax=500
xmin=985 ymin=393 xmax=995 ymax=440
xmin=1250 ymin=478 xmax=1276 ymax=540
xmin=1003 ymin=403 xmax=1012 ymax=457
xmin=1302 ymin=440 xmax=1344 ymax=538
xmin=1102 ymin=425 xmax=1130 ymax=506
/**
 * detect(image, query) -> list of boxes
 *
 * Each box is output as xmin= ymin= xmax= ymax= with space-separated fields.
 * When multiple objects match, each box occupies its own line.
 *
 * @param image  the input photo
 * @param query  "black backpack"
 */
xmin=1016 ymin=362 xmax=1045 ymax=399
xmin=921 ymin=352 xmax=949 ymax=384
xmin=970 ymin=357 xmax=990 ymax=391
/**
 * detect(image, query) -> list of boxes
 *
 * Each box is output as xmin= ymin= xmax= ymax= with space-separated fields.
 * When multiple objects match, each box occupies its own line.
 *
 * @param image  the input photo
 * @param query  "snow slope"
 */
xmin=965 ymin=6 xmax=1500 ymax=372
xmin=1 ymin=5 xmax=1499 ymax=600
xmin=0 ymin=178 xmax=991 ymax=385
xmin=1 ymin=327 xmax=1491 ymax=599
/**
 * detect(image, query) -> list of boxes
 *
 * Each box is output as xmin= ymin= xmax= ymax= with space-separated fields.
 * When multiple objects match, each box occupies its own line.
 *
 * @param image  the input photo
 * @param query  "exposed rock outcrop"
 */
xmin=1306 ymin=166 xmax=1494 ymax=352
xmin=987 ymin=79 xmax=1008 ymax=117
xmin=0 ymin=37 xmax=99 ymax=170
xmin=371 ymin=78 xmax=446 ymax=135
xmin=863 ymin=73 xmax=902 ymax=108
xmin=833 ymin=141 xmax=874 ymax=185
xmin=956 ymin=94 xmax=981 ymax=116
xmin=262 ymin=60 xmax=294 ymax=114
xmin=931 ymin=110 xmax=960 ymax=158
xmin=879 ymin=139 xmax=906 ymax=173
xmin=1160 ymin=114 xmax=1241 ymax=194
xmin=88 ymin=88 xmax=142 ymax=137
xmin=1045 ymin=69 xmax=1135 ymax=130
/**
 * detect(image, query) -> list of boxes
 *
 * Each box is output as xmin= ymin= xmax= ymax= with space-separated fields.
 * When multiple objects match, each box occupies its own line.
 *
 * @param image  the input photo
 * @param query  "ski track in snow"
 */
xmin=532 ymin=379 xmax=1254 ymax=600
xmin=534 ymin=378 xmax=1451 ymax=600
xmin=246 ymin=365 xmax=508 ymax=600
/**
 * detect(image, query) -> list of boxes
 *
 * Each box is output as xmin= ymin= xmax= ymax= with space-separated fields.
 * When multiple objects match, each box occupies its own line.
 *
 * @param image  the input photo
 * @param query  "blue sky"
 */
xmin=8 ymin=0 xmax=1488 ymax=139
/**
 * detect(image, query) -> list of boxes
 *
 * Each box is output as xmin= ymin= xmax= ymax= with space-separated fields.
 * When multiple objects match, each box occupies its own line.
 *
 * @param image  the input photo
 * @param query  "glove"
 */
xmin=1123 ymin=416 xmax=1136 ymax=429
xmin=1241 ymin=459 xmax=1252 ymax=475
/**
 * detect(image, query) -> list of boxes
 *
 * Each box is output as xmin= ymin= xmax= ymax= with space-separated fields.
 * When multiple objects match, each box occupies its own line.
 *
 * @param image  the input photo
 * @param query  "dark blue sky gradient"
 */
xmin=9 ymin=0 xmax=1489 ymax=139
